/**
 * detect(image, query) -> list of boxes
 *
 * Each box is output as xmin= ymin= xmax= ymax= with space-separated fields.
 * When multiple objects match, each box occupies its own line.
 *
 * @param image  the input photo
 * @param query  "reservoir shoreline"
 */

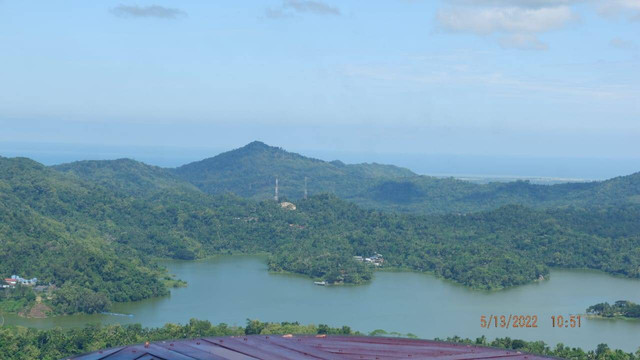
xmin=2 ymin=256 xmax=640 ymax=352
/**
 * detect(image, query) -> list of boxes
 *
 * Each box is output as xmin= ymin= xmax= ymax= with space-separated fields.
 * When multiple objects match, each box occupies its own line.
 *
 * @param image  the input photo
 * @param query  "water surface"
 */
xmin=4 ymin=256 xmax=640 ymax=352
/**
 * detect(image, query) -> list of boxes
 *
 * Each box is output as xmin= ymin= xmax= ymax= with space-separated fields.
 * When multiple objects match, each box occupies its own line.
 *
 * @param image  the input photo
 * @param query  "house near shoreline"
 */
xmin=354 ymin=253 xmax=384 ymax=266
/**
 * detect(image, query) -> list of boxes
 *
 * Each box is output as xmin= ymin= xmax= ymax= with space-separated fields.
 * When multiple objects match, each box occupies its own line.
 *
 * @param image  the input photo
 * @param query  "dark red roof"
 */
xmin=66 ymin=335 xmax=554 ymax=360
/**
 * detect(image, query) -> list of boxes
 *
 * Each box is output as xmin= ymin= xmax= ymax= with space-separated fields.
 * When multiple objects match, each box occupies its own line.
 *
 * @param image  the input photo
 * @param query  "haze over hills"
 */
xmin=170 ymin=141 xmax=640 ymax=214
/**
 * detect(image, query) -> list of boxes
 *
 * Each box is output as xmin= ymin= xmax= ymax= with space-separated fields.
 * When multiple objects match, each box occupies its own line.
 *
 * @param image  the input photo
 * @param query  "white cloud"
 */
xmin=436 ymin=2 xmax=579 ymax=51
xmin=599 ymin=0 xmax=640 ymax=20
xmin=610 ymin=37 xmax=637 ymax=49
xmin=499 ymin=33 xmax=549 ymax=50
xmin=340 ymin=61 xmax=638 ymax=101
xmin=111 ymin=5 xmax=186 ymax=19
xmin=265 ymin=0 xmax=340 ymax=19
xmin=446 ymin=0 xmax=585 ymax=8
xmin=284 ymin=0 xmax=340 ymax=15
xmin=437 ymin=6 xmax=575 ymax=34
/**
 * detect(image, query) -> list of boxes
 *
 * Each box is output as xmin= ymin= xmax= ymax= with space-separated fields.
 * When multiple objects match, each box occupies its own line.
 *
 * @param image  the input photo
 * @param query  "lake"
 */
xmin=3 ymin=256 xmax=640 ymax=352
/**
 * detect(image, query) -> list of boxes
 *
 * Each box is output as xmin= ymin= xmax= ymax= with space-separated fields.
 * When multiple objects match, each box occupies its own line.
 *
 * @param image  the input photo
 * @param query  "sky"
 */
xmin=0 ymin=0 xmax=639 ymax=177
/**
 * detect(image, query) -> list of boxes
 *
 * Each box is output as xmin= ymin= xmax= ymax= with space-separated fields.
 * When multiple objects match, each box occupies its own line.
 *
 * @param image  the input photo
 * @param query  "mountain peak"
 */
xmin=242 ymin=141 xmax=273 ymax=151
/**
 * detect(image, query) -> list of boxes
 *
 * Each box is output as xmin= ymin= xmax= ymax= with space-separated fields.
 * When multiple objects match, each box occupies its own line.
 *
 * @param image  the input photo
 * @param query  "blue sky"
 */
xmin=0 ymin=0 xmax=638 ymax=174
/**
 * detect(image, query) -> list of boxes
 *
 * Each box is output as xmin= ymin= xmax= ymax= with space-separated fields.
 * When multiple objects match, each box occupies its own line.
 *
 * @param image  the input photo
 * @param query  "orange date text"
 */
xmin=480 ymin=315 xmax=538 ymax=329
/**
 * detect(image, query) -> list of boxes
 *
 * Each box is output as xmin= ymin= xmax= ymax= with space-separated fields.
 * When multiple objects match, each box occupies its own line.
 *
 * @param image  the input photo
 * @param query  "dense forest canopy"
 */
xmin=1 ymin=144 xmax=640 ymax=315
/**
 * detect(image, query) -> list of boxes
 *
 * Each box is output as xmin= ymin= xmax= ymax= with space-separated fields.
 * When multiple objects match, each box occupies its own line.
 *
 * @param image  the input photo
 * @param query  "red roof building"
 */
xmin=67 ymin=335 xmax=554 ymax=359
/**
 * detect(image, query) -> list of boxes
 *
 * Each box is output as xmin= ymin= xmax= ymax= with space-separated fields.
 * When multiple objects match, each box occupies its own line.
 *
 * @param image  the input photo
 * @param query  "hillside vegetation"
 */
xmin=587 ymin=301 xmax=640 ymax=319
xmin=174 ymin=141 xmax=415 ymax=201
xmin=173 ymin=141 xmax=640 ymax=214
xmin=2 ymin=153 xmax=640 ymax=316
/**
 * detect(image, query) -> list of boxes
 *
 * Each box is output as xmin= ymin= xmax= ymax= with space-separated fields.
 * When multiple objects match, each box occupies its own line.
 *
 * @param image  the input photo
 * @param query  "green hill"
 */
xmin=54 ymin=158 xmax=199 ymax=196
xmin=173 ymin=141 xmax=416 ymax=200
xmin=174 ymin=141 xmax=640 ymax=214
xmin=0 ymin=157 xmax=168 ymax=314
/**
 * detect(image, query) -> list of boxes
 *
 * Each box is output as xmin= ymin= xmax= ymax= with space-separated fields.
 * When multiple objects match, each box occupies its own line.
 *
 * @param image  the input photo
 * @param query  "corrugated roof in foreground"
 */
xmin=66 ymin=335 xmax=555 ymax=360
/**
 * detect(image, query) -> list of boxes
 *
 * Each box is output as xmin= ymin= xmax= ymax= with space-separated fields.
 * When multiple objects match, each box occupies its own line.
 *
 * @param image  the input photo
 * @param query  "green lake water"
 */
xmin=3 ymin=256 xmax=640 ymax=352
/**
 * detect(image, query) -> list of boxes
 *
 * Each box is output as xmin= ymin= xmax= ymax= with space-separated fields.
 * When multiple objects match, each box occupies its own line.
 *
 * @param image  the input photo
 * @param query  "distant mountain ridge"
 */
xmin=173 ymin=141 xmax=416 ymax=200
xmin=49 ymin=141 xmax=640 ymax=214
xmin=167 ymin=141 xmax=640 ymax=214
xmin=54 ymin=158 xmax=199 ymax=196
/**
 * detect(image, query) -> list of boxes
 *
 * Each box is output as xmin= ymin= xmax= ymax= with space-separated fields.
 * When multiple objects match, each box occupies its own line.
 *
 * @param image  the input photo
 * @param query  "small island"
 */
xmin=586 ymin=300 xmax=640 ymax=319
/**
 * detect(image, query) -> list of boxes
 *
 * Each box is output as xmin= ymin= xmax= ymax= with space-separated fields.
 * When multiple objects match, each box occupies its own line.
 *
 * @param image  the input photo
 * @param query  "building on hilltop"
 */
xmin=280 ymin=201 xmax=296 ymax=210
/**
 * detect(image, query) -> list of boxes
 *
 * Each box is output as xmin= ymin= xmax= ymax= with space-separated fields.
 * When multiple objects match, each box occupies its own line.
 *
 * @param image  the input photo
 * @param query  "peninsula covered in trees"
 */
xmin=587 ymin=301 xmax=640 ymax=319
xmin=1 ymin=142 xmax=640 ymax=316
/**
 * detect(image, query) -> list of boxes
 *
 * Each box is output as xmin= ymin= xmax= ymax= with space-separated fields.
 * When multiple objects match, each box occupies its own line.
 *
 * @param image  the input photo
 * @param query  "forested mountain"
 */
xmin=349 ymin=173 xmax=640 ymax=214
xmin=2 ymin=154 xmax=640 ymax=317
xmin=174 ymin=141 xmax=416 ymax=200
xmin=172 ymin=141 xmax=640 ymax=214
xmin=54 ymin=158 xmax=199 ymax=196
xmin=0 ymin=157 xmax=168 ymax=314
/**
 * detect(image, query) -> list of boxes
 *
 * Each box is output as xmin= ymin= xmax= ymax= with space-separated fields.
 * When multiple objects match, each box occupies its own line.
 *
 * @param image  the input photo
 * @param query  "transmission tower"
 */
xmin=274 ymin=177 xmax=279 ymax=202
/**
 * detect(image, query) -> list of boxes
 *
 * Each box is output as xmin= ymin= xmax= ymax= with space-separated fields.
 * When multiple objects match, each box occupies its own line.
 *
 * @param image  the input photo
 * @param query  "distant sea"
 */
xmin=1 ymin=142 xmax=638 ymax=182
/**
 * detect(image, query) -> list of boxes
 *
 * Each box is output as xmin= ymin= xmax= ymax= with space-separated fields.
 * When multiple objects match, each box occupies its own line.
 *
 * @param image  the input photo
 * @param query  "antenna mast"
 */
xmin=304 ymin=177 xmax=308 ymax=200
xmin=274 ymin=177 xmax=279 ymax=202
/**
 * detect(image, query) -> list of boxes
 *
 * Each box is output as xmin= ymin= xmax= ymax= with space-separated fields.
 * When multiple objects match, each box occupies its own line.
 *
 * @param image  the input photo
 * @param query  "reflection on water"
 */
xmin=3 ymin=256 xmax=640 ymax=352
xmin=101 ymin=312 xmax=134 ymax=317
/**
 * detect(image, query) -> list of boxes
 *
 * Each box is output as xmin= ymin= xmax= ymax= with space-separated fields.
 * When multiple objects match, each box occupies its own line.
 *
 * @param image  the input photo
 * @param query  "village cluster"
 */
xmin=2 ymin=275 xmax=38 ymax=288
xmin=353 ymin=253 xmax=384 ymax=266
